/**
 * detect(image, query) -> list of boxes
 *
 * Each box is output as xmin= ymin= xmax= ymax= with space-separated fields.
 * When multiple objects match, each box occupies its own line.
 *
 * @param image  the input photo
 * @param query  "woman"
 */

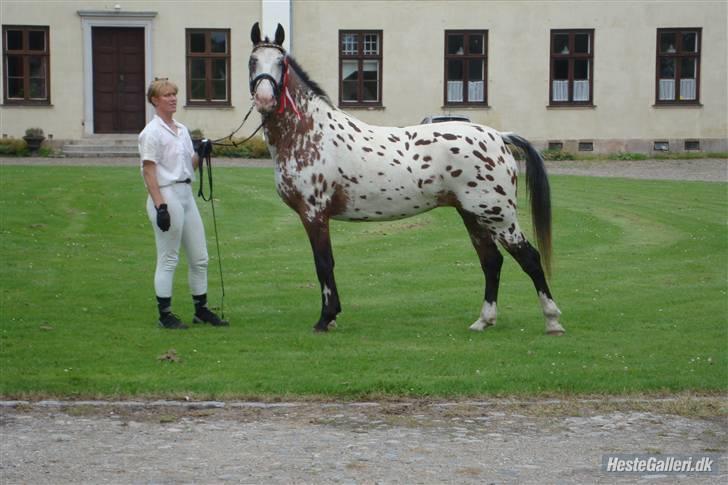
xmin=138 ymin=78 xmax=228 ymax=329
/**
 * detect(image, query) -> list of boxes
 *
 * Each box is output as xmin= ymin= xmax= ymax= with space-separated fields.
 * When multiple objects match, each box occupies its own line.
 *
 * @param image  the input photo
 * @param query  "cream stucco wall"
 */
xmin=1 ymin=0 xmax=726 ymax=151
xmin=292 ymin=0 xmax=727 ymax=150
xmin=0 ymin=1 xmax=262 ymax=140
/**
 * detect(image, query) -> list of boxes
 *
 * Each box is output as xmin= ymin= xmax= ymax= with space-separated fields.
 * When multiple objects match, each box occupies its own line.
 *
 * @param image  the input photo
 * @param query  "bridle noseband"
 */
xmin=249 ymin=73 xmax=281 ymax=99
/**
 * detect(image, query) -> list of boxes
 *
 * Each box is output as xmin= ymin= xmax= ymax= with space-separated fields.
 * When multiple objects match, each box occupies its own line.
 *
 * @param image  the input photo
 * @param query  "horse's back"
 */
xmin=323 ymin=114 xmax=519 ymax=223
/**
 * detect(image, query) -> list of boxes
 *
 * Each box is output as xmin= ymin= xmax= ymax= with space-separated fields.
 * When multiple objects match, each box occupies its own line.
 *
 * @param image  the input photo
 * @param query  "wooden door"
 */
xmin=92 ymin=27 xmax=145 ymax=133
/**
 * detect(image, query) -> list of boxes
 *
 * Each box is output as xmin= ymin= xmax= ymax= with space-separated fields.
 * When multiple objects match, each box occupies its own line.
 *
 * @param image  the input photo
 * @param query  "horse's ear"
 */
xmin=274 ymin=23 xmax=285 ymax=46
xmin=251 ymin=22 xmax=261 ymax=45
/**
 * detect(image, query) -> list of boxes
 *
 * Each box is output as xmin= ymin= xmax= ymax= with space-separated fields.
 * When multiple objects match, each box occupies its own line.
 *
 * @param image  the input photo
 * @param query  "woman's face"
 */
xmin=153 ymin=87 xmax=177 ymax=116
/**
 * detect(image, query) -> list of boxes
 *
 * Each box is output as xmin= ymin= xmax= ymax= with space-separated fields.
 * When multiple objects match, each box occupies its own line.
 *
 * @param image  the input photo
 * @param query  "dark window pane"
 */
xmin=28 ymin=31 xmax=45 ymax=51
xmin=7 ymin=55 xmax=23 ymax=77
xmin=660 ymin=32 xmax=677 ymax=53
xmin=212 ymin=59 xmax=226 ymax=80
xmin=189 ymin=33 xmax=206 ymax=53
xmin=210 ymin=32 xmax=227 ymax=53
xmin=553 ymin=33 xmax=569 ymax=54
xmin=362 ymin=61 xmax=378 ymax=101
xmin=683 ymin=32 xmax=697 ymax=52
xmin=468 ymin=34 xmax=484 ymax=55
xmin=7 ymin=78 xmax=24 ymax=98
xmin=29 ymin=57 xmax=45 ymax=77
xmin=574 ymin=59 xmax=589 ymax=79
xmin=468 ymin=59 xmax=483 ymax=81
xmin=681 ymin=58 xmax=696 ymax=78
xmin=362 ymin=81 xmax=378 ymax=101
xmin=191 ymin=59 xmax=206 ymax=79
xmin=554 ymin=59 xmax=568 ymax=79
xmin=574 ymin=33 xmax=589 ymax=53
xmin=659 ymin=57 xmax=675 ymax=78
xmin=211 ymin=80 xmax=226 ymax=100
xmin=342 ymin=81 xmax=358 ymax=101
xmin=29 ymin=78 xmax=46 ymax=98
xmin=6 ymin=30 xmax=22 ymax=50
xmin=190 ymin=79 xmax=206 ymax=99
xmin=448 ymin=59 xmax=463 ymax=80
xmin=447 ymin=34 xmax=464 ymax=55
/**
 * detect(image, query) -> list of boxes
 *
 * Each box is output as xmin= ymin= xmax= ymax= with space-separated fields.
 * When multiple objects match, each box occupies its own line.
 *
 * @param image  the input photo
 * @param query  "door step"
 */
xmin=62 ymin=135 xmax=138 ymax=158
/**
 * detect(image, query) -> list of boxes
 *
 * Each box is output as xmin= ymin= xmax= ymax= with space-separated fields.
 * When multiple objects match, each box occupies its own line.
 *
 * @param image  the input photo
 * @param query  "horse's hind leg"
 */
xmin=503 ymin=239 xmax=565 ymax=335
xmin=458 ymin=209 xmax=503 ymax=331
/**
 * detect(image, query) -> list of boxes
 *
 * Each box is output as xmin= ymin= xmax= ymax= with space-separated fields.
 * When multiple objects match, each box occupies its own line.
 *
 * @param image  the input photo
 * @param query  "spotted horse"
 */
xmin=248 ymin=23 xmax=565 ymax=335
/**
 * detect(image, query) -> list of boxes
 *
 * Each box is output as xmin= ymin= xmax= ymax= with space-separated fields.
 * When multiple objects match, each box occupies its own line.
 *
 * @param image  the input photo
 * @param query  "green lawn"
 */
xmin=0 ymin=165 xmax=725 ymax=399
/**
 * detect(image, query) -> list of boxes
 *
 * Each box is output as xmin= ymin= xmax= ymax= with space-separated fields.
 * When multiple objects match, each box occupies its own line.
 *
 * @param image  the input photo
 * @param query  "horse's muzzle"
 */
xmin=250 ymin=74 xmax=280 ymax=113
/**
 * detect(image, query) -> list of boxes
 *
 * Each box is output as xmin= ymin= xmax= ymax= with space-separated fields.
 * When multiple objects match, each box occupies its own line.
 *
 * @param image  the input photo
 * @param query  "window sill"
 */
xmin=652 ymin=102 xmax=703 ymax=108
xmin=2 ymin=103 xmax=53 ymax=107
xmin=184 ymin=104 xmax=234 ymax=109
xmin=442 ymin=105 xmax=491 ymax=110
xmin=547 ymin=104 xmax=596 ymax=109
xmin=339 ymin=105 xmax=385 ymax=111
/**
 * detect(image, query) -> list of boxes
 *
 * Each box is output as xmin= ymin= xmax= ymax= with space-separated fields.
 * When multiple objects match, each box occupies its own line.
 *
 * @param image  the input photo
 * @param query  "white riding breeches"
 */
xmin=146 ymin=183 xmax=209 ymax=298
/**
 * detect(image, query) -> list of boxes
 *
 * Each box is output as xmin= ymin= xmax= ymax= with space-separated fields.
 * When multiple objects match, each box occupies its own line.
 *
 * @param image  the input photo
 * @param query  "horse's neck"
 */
xmin=264 ymin=75 xmax=339 ymax=145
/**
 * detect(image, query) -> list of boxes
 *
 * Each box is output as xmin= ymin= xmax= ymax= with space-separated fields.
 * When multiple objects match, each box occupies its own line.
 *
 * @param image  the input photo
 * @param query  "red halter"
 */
xmin=277 ymin=58 xmax=302 ymax=120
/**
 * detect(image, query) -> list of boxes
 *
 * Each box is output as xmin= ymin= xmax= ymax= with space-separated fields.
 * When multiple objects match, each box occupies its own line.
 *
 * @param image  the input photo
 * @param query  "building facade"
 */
xmin=1 ymin=0 xmax=726 ymax=154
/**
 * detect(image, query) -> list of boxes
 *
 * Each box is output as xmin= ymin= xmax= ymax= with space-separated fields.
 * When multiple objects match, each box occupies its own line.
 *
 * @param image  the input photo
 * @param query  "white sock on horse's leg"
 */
xmin=538 ymin=292 xmax=565 ymax=335
xmin=469 ymin=301 xmax=497 ymax=331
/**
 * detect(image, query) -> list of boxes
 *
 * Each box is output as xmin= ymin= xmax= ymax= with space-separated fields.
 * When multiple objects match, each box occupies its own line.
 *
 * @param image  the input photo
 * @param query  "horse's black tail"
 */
xmin=502 ymin=133 xmax=552 ymax=276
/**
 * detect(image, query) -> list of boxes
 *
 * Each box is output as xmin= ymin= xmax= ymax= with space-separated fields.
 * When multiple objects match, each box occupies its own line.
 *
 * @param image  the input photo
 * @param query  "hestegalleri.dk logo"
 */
xmin=602 ymin=454 xmax=720 ymax=474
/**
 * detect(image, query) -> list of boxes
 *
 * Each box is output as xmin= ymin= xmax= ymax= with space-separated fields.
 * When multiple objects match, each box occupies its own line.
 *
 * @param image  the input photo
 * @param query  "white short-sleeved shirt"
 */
xmin=138 ymin=115 xmax=195 ymax=187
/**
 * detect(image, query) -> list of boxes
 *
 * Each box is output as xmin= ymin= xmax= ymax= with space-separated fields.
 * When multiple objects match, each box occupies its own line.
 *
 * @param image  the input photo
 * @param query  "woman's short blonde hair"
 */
xmin=147 ymin=78 xmax=178 ymax=106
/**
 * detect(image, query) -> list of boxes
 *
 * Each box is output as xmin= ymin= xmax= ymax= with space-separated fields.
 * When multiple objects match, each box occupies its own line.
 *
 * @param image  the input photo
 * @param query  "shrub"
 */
xmin=541 ymin=149 xmax=575 ymax=161
xmin=211 ymin=136 xmax=270 ymax=158
xmin=24 ymin=127 xmax=44 ymax=138
xmin=0 ymin=138 xmax=29 ymax=156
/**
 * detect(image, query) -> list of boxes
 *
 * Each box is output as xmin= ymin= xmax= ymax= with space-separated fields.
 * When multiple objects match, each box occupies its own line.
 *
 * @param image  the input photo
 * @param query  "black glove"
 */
xmin=196 ymin=139 xmax=212 ymax=158
xmin=156 ymin=203 xmax=170 ymax=232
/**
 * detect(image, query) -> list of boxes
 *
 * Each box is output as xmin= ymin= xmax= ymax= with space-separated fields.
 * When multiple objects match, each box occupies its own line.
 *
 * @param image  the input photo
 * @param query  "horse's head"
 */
xmin=249 ymin=22 xmax=287 ymax=114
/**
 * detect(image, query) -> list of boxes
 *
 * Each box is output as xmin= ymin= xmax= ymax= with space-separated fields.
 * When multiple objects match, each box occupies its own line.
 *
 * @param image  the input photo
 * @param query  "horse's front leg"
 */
xmin=301 ymin=216 xmax=341 ymax=332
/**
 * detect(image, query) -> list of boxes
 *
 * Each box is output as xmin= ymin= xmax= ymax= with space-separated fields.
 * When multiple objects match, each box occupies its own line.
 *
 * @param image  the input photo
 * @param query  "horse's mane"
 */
xmin=286 ymin=56 xmax=333 ymax=108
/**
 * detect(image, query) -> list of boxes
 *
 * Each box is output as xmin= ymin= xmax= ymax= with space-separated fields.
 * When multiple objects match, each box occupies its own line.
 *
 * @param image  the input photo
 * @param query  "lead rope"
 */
xmin=197 ymin=140 xmax=225 ymax=319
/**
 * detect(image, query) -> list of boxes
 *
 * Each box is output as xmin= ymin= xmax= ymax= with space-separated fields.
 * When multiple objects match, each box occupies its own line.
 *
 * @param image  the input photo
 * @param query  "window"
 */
xmin=548 ymin=141 xmax=563 ymax=151
xmin=549 ymin=29 xmax=594 ymax=105
xmin=186 ymin=29 xmax=230 ymax=105
xmin=339 ymin=30 xmax=382 ymax=106
xmin=2 ymin=26 xmax=50 ymax=104
xmin=578 ymin=141 xmax=594 ymax=152
xmin=444 ymin=30 xmax=487 ymax=105
xmin=656 ymin=28 xmax=701 ymax=104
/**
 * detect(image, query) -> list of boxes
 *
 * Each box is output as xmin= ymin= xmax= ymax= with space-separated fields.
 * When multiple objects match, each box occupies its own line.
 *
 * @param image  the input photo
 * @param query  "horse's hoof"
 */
xmin=313 ymin=320 xmax=336 ymax=333
xmin=469 ymin=320 xmax=495 ymax=332
xmin=546 ymin=329 xmax=566 ymax=336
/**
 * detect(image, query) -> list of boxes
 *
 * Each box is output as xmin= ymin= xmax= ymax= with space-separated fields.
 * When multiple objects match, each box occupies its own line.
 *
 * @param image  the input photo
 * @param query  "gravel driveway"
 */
xmin=1 ymin=398 xmax=726 ymax=484
xmin=1 ymin=157 xmax=725 ymax=483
